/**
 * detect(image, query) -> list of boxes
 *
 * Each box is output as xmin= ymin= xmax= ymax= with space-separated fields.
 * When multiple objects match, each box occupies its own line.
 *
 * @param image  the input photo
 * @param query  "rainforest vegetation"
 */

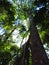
xmin=0 ymin=0 xmax=49 ymax=65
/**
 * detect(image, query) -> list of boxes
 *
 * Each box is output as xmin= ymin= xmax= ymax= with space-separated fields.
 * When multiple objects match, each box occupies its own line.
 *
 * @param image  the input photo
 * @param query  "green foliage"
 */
xmin=0 ymin=51 xmax=11 ymax=65
xmin=0 ymin=0 xmax=49 ymax=65
xmin=0 ymin=0 xmax=16 ymax=27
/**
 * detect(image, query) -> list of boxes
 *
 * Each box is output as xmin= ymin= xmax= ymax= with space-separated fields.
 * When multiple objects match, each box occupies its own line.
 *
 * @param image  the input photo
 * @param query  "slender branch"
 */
xmin=4 ymin=25 xmax=17 ymax=42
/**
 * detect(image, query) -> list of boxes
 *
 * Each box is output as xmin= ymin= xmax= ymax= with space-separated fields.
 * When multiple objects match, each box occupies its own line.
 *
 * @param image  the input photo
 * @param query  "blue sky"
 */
xmin=0 ymin=27 xmax=5 ymax=35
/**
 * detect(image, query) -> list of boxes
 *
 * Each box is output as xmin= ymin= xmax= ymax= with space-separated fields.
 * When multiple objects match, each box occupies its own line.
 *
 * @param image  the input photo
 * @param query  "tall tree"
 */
xmin=0 ymin=0 xmax=49 ymax=65
xmin=29 ymin=14 xmax=49 ymax=65
xmin=28 ymin=0 xmax=49 ymax=65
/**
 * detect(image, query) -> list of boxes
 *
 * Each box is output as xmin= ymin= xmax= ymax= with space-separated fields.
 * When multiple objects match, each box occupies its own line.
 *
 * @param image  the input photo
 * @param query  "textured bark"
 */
xmin=29 ymin=15 xmax=49 ymax=65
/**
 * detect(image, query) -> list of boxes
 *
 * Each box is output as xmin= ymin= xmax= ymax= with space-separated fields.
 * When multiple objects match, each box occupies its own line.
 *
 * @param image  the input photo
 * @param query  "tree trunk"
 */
xmin=29 ymin=15 xmax=49 ymax=65
xmin=19 ymin=40 xmax=30 ymax=65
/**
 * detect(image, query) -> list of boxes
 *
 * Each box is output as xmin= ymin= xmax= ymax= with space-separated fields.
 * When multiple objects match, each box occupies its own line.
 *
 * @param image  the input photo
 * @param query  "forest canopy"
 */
xmin=0 ymin=0 xmax=49 ymax=65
